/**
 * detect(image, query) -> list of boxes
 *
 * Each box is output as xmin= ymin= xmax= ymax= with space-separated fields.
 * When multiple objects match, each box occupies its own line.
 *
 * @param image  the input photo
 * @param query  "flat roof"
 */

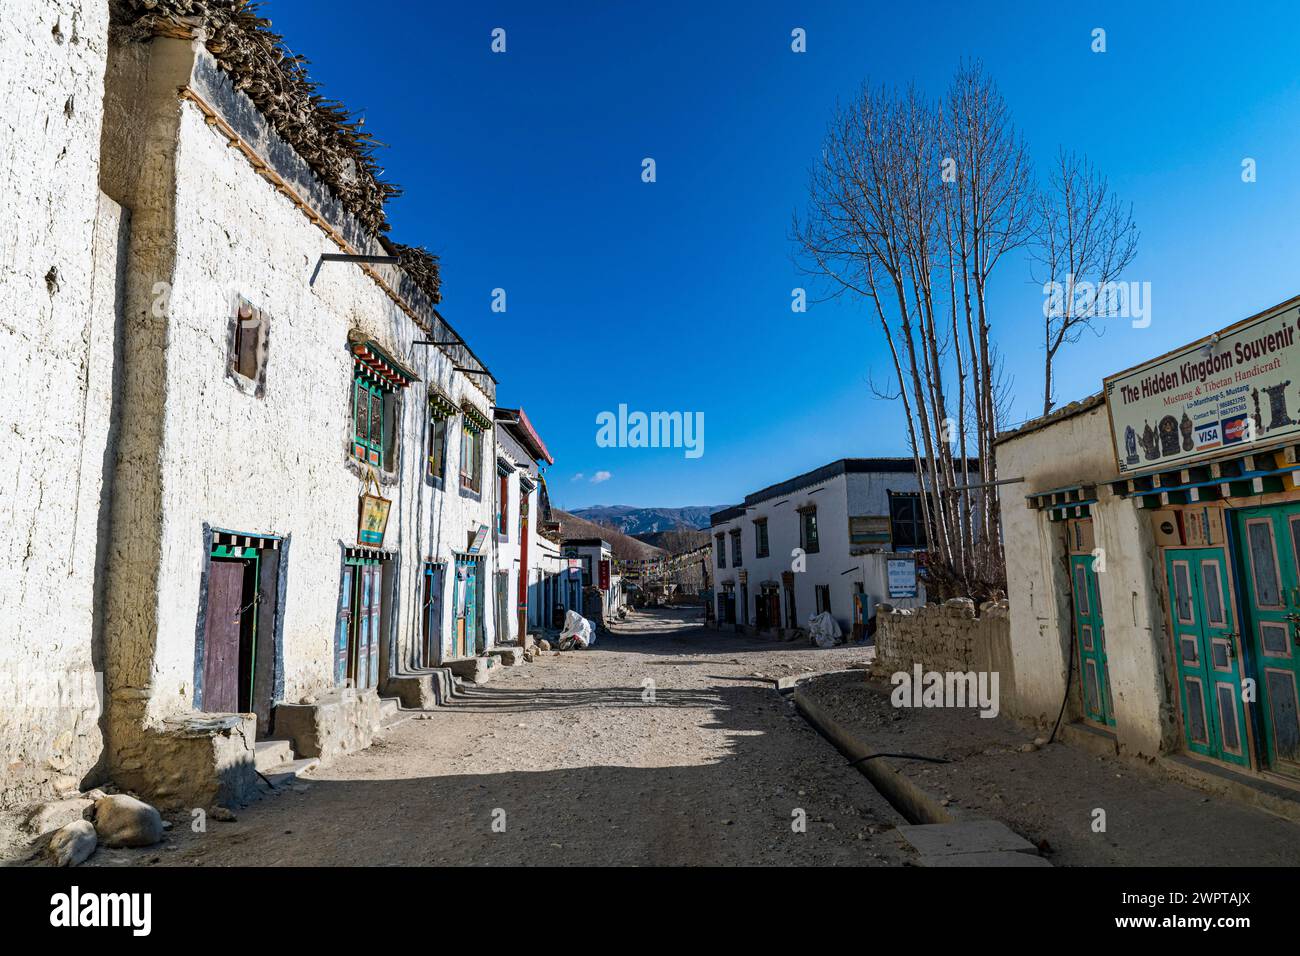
xmin=994 ymin=392 xmax=1106 ymax=447
xmin=711 ymin=456 xmax=978 ymax=525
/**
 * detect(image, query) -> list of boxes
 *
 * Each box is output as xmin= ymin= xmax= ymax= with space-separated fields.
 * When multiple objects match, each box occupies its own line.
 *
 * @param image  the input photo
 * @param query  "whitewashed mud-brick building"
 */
xmin=492 ymin=407 xmax=555 ymax=648
xmin=998 ymin=293 xmax=1300 ymax=797
xmin=0 ymin=0 xmax=546 ymax=815
xmin=710 ymin=458 xmax=935 ymax=641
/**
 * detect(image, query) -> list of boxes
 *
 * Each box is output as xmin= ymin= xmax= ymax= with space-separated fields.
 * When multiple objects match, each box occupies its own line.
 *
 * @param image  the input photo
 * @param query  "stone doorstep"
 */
xmin=1159 ymin=753 xmax=1300 ymax=826
xmin=1059 ymin=720 xmax=1120 ymax=758
xmin=487 ymin=646 xmax=525 ymax=666
xmin=253 ymin=739 xmax=294 ymax=773
xmin=260 ymin=757 xmax=320 ymax=790
xmin=447 ymin=655 xmax=498 ymax=684
xmin=384 ymin=668 xmax=454 ymax=709
xmin=271 ymin=687 xmax=382 ymax=763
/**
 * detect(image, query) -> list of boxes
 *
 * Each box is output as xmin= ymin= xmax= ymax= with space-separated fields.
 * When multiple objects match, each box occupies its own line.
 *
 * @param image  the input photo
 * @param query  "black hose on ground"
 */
xmin=847 ymin=752 xmax=950 ymax=766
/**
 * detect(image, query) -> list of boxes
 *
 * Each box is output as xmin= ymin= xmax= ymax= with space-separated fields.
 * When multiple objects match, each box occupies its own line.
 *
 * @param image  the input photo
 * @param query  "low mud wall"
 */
xmin=876 ymin=599 xmax=1017 ymax=713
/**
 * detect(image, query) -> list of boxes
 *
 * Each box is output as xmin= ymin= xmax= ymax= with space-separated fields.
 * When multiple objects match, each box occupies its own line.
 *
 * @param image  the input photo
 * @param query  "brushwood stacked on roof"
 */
xmin=110 ymin=0 xmax=441 ymax=305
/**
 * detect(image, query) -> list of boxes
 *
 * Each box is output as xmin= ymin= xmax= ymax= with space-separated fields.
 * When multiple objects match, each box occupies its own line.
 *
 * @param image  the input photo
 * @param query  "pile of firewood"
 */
xmin=110 ymin=1 xmax=441 ymax=304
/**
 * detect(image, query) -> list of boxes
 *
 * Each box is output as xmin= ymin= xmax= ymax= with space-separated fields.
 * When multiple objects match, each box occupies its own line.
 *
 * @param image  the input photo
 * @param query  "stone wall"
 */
xmin=876 ymin=599 xmax=1017 ymax=708
xmin=0 ymin=0 xmax=113 ymax=806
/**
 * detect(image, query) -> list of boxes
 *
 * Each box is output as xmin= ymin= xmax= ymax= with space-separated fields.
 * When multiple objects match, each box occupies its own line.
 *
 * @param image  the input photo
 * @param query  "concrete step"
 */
xmin=261 ymin=757 xmax=320 ymax=789
xmin=378 ymin=697 xmax=401 ymax=721
xmin=896 ymin=820 xmax=1049 ymax=867
xmin=488 ymin=646 xmax=525 ymax=666
xmin=447 ymin=655 xmax=498 ymax=684
xmin=254 ymin=739 xmax=295 ymax=772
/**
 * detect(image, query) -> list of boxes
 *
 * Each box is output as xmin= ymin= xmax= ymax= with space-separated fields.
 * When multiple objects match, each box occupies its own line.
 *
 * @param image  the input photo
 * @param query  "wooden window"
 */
xmin=754 ymin=518 xmax=769 ymax=558
xmin=716 ymin=533 xmax=726 ymax=569
xmin=800 ymin=508 xmax=820 ymax=554
xmin=428 ymin=414 xmax=448 ymax=481
xmin=228 ymin=298 xmax=268 ymax=392
xmin=498 ymin=470 xmax=510 ymax=538
xmin=888 ymin=492 xmax=927 ymax=550
xmin=460 ymin=421 xmax=483 ymax=493
xmin=352 ymin=369 xmax=389 ymax=468
xmin=730 ymin=529 xmax=742 ymax=567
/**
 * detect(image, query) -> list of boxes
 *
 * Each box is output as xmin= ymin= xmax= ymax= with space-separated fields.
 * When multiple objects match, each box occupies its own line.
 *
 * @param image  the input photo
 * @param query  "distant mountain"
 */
xmin=551 ymin=509 xmax=665 ymax=562
xmin=570 ymin=505 xmax=722 ymax=536
xmin=633 ymin=527 xmax=712 ymax=553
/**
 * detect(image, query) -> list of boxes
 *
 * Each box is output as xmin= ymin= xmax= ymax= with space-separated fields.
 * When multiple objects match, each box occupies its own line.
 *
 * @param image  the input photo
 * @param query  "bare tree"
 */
xmin=1033 ymin=149 xmax=1139 ymax=415
xmin=793 ymin=63 xmax=1032 ymax=598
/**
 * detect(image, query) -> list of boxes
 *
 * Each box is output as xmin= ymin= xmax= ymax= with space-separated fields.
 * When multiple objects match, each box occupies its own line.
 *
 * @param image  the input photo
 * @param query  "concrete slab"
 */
xmin=384 ymin=668 xmax=454 ymax=708
xmin=262 ymin=757 xmax=320 ymax=789
xmin=919 ymin=850 xmax=1052 ymax=867
xmin=448 ymin=656 xmax=498 ymax=684
xmin=254 ymin=739 xmax=294 ymax=772
xmin=488 ymin=646 xmax=524 ymax=666
xmin=896 ymin=820 xmax=1038 ymax=857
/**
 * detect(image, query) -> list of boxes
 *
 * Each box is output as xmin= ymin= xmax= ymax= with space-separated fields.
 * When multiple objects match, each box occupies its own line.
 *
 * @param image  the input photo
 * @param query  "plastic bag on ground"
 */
xmin=558 ymin=609 xmax=596 ymax=649
xmin=808 ymin=611 xmax=843 ymax=648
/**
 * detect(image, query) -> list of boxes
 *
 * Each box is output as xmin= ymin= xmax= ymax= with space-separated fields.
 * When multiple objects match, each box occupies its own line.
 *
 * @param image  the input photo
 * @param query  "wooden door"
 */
xmin=1165 ymin=547 xmax=1251 ymax=767
xmin=1233 ymin=505 xmax=1300 ymax=774
xmin=1069 ymin=554 xmax=1115 ymax=726
xmin=422 ymin=564 xmax=443 ymax=666
xmin=202 ymin=560 xmax=244 ymax=713
xmin=464 ymin=564 xmax=478 ymax=656
xmin=354 ymin=564 xmax=381 ymax=690
xmin=335 ymin=565 xmax=354 ymax=687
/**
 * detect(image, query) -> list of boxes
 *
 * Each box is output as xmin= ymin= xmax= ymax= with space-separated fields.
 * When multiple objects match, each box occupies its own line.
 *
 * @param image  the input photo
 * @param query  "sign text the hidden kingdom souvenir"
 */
xmin=1104 ymin=300 xmax=1300 ymax=474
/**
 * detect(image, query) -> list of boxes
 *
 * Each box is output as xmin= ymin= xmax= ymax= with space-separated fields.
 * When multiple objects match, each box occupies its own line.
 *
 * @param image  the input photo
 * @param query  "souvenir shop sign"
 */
xmin=1104 ymin=297 xmax=1300 ymax=474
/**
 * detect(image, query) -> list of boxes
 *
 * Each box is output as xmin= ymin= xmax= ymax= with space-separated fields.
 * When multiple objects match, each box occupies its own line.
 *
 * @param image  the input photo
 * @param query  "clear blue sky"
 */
xmin=273 ymin=0 xmax=1300 ymax=510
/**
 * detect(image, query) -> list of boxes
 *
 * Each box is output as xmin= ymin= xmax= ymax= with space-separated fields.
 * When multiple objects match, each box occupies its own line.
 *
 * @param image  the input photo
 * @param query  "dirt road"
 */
xmin=97 ymin=608 xmax=914 ymax=867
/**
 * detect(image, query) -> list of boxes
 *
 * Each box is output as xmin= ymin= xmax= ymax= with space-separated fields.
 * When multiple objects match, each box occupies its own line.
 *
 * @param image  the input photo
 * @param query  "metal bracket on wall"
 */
xmin=309 ymin=253 xmax=401 ymax=286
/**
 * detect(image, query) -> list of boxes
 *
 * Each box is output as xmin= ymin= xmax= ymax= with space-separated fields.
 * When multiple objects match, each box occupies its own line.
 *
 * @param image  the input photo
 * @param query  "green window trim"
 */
xmin=352 ymin=368 xmax=388 ymax=468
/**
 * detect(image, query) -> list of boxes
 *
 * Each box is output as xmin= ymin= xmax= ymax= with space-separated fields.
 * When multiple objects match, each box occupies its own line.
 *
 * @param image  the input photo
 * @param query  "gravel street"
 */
xmin=97 ymin=608 xmax=914 ymax=867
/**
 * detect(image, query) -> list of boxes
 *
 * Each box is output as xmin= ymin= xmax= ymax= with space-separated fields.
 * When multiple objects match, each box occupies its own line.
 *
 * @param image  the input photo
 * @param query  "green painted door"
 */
xmin=1069 ymin=554 xmax=1115 ymax=726
xmin=1231 ymin=504 xmax=1300 ymax=775
xmin=1164 ymin=547 xmax=1251 ymax=768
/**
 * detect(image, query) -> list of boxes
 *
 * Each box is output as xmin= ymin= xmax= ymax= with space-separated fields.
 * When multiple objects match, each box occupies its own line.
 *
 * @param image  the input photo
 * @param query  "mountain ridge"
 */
xmin=569 ymin=504 xmax=723 ymax=535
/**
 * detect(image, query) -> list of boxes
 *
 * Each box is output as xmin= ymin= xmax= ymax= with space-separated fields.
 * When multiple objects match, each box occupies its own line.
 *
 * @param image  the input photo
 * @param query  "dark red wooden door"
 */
xmin=203 ymin=561 xmax=244 ymax=713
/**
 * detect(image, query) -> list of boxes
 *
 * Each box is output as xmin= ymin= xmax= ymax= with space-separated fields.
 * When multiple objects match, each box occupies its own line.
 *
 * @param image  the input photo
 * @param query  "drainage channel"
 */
xmin=778 ymin=674 xmax=1052 ymax=867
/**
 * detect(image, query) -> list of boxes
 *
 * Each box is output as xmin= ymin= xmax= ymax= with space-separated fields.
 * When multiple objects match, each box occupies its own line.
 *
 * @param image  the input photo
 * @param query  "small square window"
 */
xmin=460 ymin=422 xmax=483 ymax=493
xmin=227 ymin=298 xmax=268 ymax=395
xmin=800 ymin=508 xmax=819 ymax=554
xmin=429 ymin=414 xmax=448 ymax=482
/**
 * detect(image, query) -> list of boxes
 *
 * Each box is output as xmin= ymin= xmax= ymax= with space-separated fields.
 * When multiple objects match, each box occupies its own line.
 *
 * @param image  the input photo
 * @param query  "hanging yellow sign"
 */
xmin=358 ymin=469 xmax=391 ymax=547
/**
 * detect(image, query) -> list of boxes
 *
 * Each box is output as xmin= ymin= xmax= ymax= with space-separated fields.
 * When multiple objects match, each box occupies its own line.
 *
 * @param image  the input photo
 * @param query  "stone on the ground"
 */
xmin=210 ymin=806 xmax=237 ymax=823
xmin=896 ymin=820 xmax=1038 ymax=858
xmin=93 ymin=794 xmax=165 ymax=847
xmin=538 ymin=640 xmax=551 ymax=651
xmin=48 ymin=819 xmax=97 ymax=867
